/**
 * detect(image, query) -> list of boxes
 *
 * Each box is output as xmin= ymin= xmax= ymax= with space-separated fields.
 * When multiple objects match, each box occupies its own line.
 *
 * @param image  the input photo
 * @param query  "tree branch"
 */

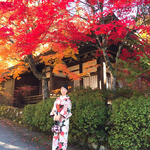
xmin=26 ymin=54 xmax=44 ymax=80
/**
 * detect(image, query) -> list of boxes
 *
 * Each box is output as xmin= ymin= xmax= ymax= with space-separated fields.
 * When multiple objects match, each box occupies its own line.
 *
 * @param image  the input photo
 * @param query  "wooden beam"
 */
xmin=67 ymin=57 xmax=95 ymax=67
xmin=50 ymin=66 xmax=54 ymax=95
xmin=79 ymin=61 xmax=83 ymax=86
xmin=103 ymin=61 xmax=107 ymax=89
xmin=97 ymin=57 xmax=100 ymax=89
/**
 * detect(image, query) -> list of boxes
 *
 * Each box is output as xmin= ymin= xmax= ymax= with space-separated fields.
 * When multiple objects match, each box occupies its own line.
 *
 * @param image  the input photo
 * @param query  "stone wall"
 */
xmin=0 ymin=105 xmax=22 ymax=123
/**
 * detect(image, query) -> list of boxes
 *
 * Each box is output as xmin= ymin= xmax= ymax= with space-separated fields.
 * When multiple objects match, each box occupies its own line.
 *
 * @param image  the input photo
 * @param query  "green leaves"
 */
xmin=22 ymin=98 xmax=55 ymax=133
xmin=109 ymin=95 xmax=150 ymax=150
xmin=22 ymin=104 xmax=37 ymax=129
xmin=69 ymin=86 xmax=109 ymax=146
xmin=21 ymin=87 xmax=150 ymax=149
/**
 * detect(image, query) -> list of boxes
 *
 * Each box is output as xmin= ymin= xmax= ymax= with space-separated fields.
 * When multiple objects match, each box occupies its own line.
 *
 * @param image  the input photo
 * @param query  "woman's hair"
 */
xmin=61 ymin=85 xmax=68 ymax=91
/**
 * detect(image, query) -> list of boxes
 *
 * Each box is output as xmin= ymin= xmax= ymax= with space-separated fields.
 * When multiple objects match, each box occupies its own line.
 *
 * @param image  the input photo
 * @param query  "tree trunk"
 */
xmin=26 ymin=54 xmax=49 ymax=100
xmin=110 ymin=73 xmax=116 ymax=91
xmin=96 ymin=36 xmax=117 ymax=91
xmin=101 ymin=47 xmax=117 ymax=91
xmin=42 ymin=77 xmax=49 ymax=100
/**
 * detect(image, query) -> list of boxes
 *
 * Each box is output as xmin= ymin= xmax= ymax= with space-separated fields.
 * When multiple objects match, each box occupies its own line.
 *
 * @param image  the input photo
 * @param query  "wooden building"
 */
xmin=0 ymin=42 xmax=117 ymax=107
xmin=0 ymin=14 xmax=123 ymax=107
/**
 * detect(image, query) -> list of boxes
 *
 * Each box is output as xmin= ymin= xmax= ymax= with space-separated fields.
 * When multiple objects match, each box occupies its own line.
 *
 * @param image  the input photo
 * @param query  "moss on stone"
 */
xmin=0 ymin=105 xmax=23 ymax=123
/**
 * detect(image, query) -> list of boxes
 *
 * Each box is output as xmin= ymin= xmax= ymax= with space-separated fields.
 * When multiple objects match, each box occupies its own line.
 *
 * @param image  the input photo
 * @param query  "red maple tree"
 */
xmin=68 ymin=0 xmax=150 ymax=90
xmin=0 ymin=0 xmax=150 ymax=98
xmin=0 ymin=0 xmax=92 ymax=99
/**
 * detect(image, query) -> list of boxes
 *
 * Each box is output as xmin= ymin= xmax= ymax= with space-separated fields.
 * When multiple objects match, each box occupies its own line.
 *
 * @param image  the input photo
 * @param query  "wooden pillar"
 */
xmin=79 ymin=61 xmax=83 ymax=86
xmin=66 ymin=76 xmax=68 ymax=86
xmin=97 ymin=57 xmax=100 ymax=89
xmin=49 ymin=66 xmax=54 ymax=95
xmin=103 ymin=60 xmax=107 ymax=89
xmin=99 ymin=56 xmax=106 ymax=89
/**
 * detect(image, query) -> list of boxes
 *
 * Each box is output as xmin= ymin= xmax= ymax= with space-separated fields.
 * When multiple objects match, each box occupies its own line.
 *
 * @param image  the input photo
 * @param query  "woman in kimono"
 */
xmin=50 ymin=85 xmax=72 ymax=150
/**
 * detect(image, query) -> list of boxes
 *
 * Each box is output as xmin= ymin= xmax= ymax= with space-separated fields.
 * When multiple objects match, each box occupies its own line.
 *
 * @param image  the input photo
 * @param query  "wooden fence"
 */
xmin=22 ymin=94 xmax=60 ymax=107
xmin=23 ymin=95 xmax=43 ymax=106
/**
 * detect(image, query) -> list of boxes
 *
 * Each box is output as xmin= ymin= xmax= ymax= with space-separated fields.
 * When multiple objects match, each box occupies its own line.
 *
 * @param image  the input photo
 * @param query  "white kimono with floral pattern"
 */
xmin=50 ymin=95 xmax=72 ymax=150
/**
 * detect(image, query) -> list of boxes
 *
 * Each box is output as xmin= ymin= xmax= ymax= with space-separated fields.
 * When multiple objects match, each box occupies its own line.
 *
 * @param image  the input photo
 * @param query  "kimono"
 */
xmin=50 ymin=95 xmax=72 ymax=150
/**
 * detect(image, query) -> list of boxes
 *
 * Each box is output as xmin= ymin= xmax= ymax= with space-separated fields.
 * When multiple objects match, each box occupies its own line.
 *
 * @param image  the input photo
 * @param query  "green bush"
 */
xmin=102 ymin=88 xmax=137 ymax=102
xmin=109 ymin=95 xmax=150 ymax=150
xmin=32 ymin=98 xmax=55 ymax=133
xmin=69 ymin=87 xmax=109 ymax=148
xmin=22 ymin=87 xmax=110 ymax=148
xmin=22 ymin=98 xmax=55 ymax=132
xmin=114 ymin=88 xmax=133 ymax=99
xmin=22 ymin=104 xmax=37 ymax=129
xmin=20 ymin=87 xmax=146 ymax=149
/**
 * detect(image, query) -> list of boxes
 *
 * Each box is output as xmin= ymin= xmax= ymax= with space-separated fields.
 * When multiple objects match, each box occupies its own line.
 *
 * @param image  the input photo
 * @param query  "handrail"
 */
xmin=22 ymin=94 xmax=61 ymax=107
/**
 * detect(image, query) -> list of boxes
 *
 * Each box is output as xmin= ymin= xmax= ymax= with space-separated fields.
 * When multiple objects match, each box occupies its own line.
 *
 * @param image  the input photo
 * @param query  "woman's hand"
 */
xmin=54 ymin=114 xmax=61 ymax=121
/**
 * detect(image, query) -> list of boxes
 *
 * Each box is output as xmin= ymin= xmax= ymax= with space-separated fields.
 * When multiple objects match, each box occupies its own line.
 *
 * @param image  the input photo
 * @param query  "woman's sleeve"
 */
xmin=50 ymin=101 xmax=57 ymax=117
xmin=60 ymin=99 xmax=72 ymax=118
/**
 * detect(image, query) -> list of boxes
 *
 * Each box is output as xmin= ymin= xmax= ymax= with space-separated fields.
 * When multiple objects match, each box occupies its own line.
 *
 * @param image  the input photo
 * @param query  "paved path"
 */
xmin=0 ymin=120 xmax=48 ymax=150
xmin=0 ymin=118 xmax=84 ymax=150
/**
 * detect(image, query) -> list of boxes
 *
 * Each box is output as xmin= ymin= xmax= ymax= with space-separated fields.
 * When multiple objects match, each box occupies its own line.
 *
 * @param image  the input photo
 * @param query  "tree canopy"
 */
xmin=0 ymin=0 xmax=150 ymax=96
xmin=0 ymin=0 xmax=92 ymax=81
xmin=69 ymin=0 xmax=150 ymax=90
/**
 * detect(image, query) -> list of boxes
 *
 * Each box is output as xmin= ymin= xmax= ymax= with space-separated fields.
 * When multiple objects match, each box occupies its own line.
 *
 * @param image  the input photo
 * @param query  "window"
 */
xmin=83 ymin=75 xmax=97 ymax=89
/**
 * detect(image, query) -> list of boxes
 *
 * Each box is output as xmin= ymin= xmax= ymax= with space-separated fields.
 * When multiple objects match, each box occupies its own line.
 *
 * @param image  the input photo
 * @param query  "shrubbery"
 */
xmin=102 ymin=87 xmax=141 ymax=102
xmin=69 ymin=87 xmax=109 ymax=148
xmin=22 ymin=87 xmax=110 ymax=149
xmin=22 ymin=98 xmax=55 ymax=133
xmin=3 ymin=86 xmax=149 ymax=150
xmin=33 ymin=98 xmax=55 ymax=132
xmin=22 ymin=104 xmax=37 ymax=129
xmin=109 ymin=95 xmax=150 ymax=150
xmin=0 ymin=91 xmax=13 ymax=106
